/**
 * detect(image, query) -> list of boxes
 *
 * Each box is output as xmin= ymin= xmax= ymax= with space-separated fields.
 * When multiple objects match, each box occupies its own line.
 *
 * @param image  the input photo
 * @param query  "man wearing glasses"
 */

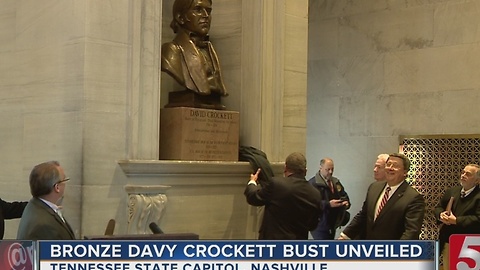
xmin=17 ymin=161 xmax=75 ymax=240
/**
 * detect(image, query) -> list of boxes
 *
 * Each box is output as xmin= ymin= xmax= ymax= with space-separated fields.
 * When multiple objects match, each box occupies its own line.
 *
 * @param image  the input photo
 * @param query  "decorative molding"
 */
xmin=125 ymin=184 xmax=170 ymax=234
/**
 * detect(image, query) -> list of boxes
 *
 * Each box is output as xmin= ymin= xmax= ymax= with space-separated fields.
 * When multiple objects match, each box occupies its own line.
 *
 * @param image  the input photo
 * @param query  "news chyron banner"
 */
xmin=38 ymin=240 xmax=435 ymax=270
xmin=0 ymin=240 xmax=34 ymax=270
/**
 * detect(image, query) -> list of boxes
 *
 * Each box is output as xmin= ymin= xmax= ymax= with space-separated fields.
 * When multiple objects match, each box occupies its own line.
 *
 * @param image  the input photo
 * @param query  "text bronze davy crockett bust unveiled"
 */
xmin=161 ymin=0 xmax=228 ymax=110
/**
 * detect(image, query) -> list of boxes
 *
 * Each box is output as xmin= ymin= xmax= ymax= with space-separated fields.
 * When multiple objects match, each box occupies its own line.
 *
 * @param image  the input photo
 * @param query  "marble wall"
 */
xmin=307 ymin=0 xmax=480 ymax=225
xmin=0 ymin=0 xmax=309 ymax=239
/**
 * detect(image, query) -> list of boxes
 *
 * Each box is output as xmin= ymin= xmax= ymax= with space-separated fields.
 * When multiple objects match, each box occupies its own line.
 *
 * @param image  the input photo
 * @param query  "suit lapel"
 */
xmin=174 ymin=32 xmax=210 ymax=94
xmin=375 ymin=181 xmax=408 ymax=222
xmin=35 ymin=198 xmax=75 ymax=239
xmin=369 ymin=182 xmax=386 ymax=220
xmin=453 ymin=186 xmax=479 ymax=215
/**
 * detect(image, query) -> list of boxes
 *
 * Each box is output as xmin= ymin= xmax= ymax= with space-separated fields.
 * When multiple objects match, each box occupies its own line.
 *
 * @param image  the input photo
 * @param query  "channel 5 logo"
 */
xmin=450 ymin=234 xmax=480 ymax=270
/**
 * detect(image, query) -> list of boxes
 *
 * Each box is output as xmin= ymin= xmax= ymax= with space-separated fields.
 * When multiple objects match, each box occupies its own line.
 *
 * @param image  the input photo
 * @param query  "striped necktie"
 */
xmin=376 ymin=186 xmax=391 ymax=218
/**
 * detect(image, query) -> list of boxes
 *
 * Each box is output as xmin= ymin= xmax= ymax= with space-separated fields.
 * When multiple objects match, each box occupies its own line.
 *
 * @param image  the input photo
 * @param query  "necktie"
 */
xmin=327 ymin=179 xmax=334 ymax=193
xmin=376 ymin=186 xmax=391 ymax=218
xmin=461 ymin=190 xmax=466 ymax=198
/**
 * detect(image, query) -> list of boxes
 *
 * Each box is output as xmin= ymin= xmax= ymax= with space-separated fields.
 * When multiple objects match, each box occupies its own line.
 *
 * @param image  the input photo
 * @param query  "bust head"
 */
xmin=171 ymin=0 xmax=212 ymax=36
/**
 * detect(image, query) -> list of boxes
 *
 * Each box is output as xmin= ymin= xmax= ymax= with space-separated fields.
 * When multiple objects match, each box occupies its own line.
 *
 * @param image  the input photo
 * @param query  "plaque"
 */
xmin=160 ymin=107 xmax=239 ymax=161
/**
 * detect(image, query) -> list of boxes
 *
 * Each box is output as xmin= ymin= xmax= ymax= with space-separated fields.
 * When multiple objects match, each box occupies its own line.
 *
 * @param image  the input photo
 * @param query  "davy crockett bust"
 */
xmin=161 ymin=0 xmax=228 ymax=110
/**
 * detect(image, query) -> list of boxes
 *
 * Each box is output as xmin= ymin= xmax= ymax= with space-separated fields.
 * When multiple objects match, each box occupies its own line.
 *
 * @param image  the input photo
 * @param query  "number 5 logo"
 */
xmin=450 ymin=235 xmax=480 ymax=270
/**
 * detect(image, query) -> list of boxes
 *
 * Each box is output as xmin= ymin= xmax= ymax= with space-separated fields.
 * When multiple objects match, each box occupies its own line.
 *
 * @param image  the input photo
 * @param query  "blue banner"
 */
xmin=38 ymin=240 xmax=435 ymax=260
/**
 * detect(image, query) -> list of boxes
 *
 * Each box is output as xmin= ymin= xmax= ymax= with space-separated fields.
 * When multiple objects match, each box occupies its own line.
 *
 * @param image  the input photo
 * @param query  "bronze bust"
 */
xmin=161 ymin=0 xmax=228 ymax=110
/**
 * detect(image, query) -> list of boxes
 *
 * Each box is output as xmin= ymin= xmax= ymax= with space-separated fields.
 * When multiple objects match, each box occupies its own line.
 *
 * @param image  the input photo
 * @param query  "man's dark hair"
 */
xmin=285 ymin=152 xmax=307 ymax=175
xmin=388 ymin=153 xmax=410 ymax=171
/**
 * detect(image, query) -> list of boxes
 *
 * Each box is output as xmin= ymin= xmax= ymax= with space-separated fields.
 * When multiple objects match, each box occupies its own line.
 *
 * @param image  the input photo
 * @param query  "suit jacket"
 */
xmin=17 ymin=197 xmax=75 ymax=240
xmin=0 ymin=198 xmax=27 ymax=239
xmin=434 ymin=185 xmax=480 ymax=251
xmin=343 ymin=181 xmax=425 ymax=240
xmin=244 ymin=173 xmax=322 ymax=240
xmin=161 ymin=30 xmax=227 ymax=96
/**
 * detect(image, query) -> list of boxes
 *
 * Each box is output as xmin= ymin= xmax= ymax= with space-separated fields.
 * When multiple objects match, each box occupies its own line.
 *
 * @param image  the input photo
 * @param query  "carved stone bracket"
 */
xmin=124 ymin=184 xmax=171 ymax=234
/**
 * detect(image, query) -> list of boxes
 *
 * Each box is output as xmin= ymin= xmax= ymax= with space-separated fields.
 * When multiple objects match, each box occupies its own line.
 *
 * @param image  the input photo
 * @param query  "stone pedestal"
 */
xmin=124 ymin=185 xmax=170 ymax=234
xmin=160 ymin=107 xmax=239 ymax=161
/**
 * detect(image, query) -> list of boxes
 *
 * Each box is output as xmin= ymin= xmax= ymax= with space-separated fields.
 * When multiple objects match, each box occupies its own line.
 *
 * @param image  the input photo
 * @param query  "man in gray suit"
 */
xmin=17 ymin=161 xmax=75 ymax=240
xmin=339 ymin=153 xmax=425 ymax=240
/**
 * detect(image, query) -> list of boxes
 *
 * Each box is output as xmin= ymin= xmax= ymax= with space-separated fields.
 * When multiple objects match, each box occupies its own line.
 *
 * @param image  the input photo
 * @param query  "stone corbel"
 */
xmin=124 ymin=184 xmax=171 ymax=234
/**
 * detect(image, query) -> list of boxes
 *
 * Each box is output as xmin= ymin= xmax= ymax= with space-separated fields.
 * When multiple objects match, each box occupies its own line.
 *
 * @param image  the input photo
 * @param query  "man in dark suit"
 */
xmin=435 ymin=164 xmax=480 ymax=270
xmin=17 ymin=161 xmax=75 ymax=240
xmin=0 ymin=199 xmax=27 ymax=239
xmin=244 ymin=152 xmax=322 ymax=240
xmin=339 ymin=153 xmax=425 ymax=240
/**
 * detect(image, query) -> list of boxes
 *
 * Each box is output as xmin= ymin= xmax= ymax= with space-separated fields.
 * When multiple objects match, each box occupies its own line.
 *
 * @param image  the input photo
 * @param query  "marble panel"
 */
xmin=282 ymin=127 xmax=307 ymax=158
xmin=439 ymin=88 xmax=480 ymax=133
xmin=387 ymin=0 xmax=466 ymax=9
xmin=19 ymin=83 xmax=83 ymax=114
xmin=0 ymin=1 xmax=15 ymax=53
xmin=83 ymin=112 xmax=127 ymax=185
xmin=22 ymin=112 xmax=83 ymax=167
xmin=284 ymin=70 xmax=307 ymax=128
xmin=3 ymin=219 xmax=22 ymax=240
xmin=15 ymin=1 xmax=85 ymax=51
xmin=309 ymin=0 xmax=388 ymax=20
xmin=306 ymin=96 xmax=340 ymax=136
xmin=220 ymin=67 xmax=241 ymax=112
xmin=365 ymin=93 xmax=443 ymax=136
xmin=80 ymin=184 xmax=127 ymax=238
xmin=286 ymin=0 xmax=308 ymax=18
xmin=159 ymin=185 xmax=251 ymax=239
xmin=312 ymin=54 xmax=384 ymax=96
xmin=0 ymin=52 xmax=18 ymax=88
xmin=209 ymin=0 xmax=242 ymax=37
xmin=84 ymin=80 xmax=127 ymax=113
xmin=308 ymin=59 xmax=351 ymax=97
xmin=84 ymin=42 xmax=129 ymax=84
xmin=384 ymin=44 xmax=480 ymax=94
xmin=344 ymin=54 xmax=384 ymax=95
xmin=366 ymin=136 xmax=400 ymax=158
xmin=339 ymin=96 xmax=367 ymax=137
xmin=85 ymin=0 xmax=129 ymax=43
xmin=285 ymin=14 xmax=308 ymax=73
xmin=308 ymin=18 xmax=338 ymax=61
xmin=434 ymin=0 xmax=480 ymax=46
xmin=7 ymin=43 xmax=84 ymax=87
xmin=338 ymin=6 xmax=434 ymax=57
xmin=0 ymin=114 xmax=24 ymax=179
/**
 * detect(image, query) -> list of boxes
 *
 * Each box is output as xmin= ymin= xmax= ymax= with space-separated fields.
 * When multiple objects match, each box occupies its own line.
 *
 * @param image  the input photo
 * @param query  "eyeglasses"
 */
xmin=54 ymin=177 xmax=70 ymax=186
